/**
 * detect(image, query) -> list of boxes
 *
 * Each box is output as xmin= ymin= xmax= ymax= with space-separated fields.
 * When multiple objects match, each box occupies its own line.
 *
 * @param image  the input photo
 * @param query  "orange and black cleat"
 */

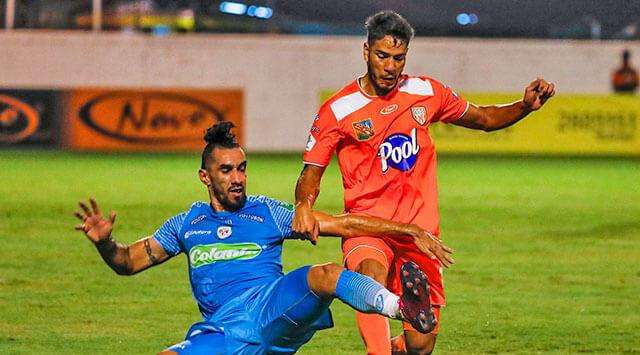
xmin=398 ymin=261 xmax=437 ymax=334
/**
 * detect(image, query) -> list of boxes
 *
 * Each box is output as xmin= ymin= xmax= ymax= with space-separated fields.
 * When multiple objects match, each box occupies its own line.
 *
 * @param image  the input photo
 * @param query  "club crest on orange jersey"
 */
xmin=411 ymin=106 xmax=427 ymax=126
xmin=352 ymin=119 xmax=375 ymax=141
xmin=379 ymin=104 xmax=398 ymax=115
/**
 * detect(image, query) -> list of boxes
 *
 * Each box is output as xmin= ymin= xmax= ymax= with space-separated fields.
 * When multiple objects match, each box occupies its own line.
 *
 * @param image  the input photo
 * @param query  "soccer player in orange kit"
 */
xmin=293 ymin=11 xmax=555 ymax=355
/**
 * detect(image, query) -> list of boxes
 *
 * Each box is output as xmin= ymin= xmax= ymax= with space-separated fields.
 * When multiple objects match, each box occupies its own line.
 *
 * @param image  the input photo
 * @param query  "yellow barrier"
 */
xmin=319 ymin=90 xmax=640 ymax=155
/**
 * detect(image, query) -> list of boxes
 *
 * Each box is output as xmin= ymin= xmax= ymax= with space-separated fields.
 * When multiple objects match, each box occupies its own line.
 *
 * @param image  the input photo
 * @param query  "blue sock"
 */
xmin=334 ymin=270 xmax=400 ymax=318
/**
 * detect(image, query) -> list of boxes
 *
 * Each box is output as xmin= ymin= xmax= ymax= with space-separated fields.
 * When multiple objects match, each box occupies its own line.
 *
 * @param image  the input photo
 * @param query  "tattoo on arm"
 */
xmin=95 ymin=237 xmax=131 ymax=275
xmin=144 ymin=238 xmax=158 ymax=264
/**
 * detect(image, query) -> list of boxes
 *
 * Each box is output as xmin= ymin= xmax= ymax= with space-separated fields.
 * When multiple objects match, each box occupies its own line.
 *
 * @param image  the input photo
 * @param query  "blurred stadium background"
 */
xmin=1 ymin=1 xmax=639 ymax=354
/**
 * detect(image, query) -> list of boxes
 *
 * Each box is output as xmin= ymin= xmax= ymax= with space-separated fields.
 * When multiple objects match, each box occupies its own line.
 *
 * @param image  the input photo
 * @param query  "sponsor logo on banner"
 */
xmin=0 ymin=95 xmax=40 ymax=143
xmin=352 ymin=119 xmax=375 ymax=141
xmin=380 ymin=104 xmax=399 ymax=115
xmin=378 ymin=128 xmax=420 ymax=173
xmin=185 ymin=230 xmax=212 ymax=239
xmin=189 ymin=243 xmax=262 ymax=268
xmin=217 ymin=226 xmax=232 ymax=239
xmin=78 ymin=92 xmax=225 ymax=143
xmin=64 ymin=89 xmax=242 ymax=151
xmin=411 ymin=106 xmax=427 ymax=126
xmin=557 ymin=109 xmax=636 ymax=140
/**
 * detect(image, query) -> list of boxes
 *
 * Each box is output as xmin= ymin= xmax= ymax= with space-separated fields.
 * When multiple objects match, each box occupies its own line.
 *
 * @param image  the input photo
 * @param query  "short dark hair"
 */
xmin=365 ymin=11 xmax=414 ymax=46
xmin=201 ymin=121 xmax=240 ymax=169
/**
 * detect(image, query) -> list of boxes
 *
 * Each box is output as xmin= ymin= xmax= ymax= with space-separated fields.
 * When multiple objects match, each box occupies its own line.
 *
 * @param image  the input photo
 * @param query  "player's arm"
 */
xmin=292 ymin=163 xmax=326 ymax=245
xmin=312 ymin=211 xmax=454 ymax=268
xmin=74 ymin=198 xmax=171 ymax=275
xmin=453 ymin=78 xmax=555 ymax=131
xmin=294 ymin=105 xmax=342 ymax=244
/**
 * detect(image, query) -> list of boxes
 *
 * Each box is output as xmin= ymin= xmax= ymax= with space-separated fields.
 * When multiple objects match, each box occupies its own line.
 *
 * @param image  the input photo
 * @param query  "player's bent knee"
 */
xmin=355 ymin=259 xmax=388 ymax=284
xmin=308 ymin=263 xmax=343 ymax=298
xmin=405 ymin=332 xmax=437 ymax=355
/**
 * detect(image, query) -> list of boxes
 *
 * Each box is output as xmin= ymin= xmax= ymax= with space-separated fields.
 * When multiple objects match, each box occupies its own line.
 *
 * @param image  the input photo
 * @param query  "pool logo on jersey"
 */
xmin=378 ymin=128 xmax=420 ymax=173
xmin=411 ymin=106 xmax=427 ymax=125
xmin=379 ymin=104 xmax=399 ymax=115
xmin=217 ymin=226 xmax=232 ymax=239
xmin=352 ymin=119 xmax=375 ymax=141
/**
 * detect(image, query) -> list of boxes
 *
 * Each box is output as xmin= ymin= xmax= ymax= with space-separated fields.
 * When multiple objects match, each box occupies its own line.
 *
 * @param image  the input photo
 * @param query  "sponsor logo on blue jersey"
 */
xmin=378 ymin=128 xmax=420 ymax=173
xmin=189 ymin=243 xmax=262 ymax=268
xmin=184 ymin=230 xmax=212 ymax=239
xmin=238 ymin=213 xmax=265 ymax=223
xmin=191 ymin=215 xmax=207 ymax=225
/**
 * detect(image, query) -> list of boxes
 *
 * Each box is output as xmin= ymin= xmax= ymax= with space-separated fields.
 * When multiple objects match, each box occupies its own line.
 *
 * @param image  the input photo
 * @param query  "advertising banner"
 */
xmin=431 ymin=93 xmax=640 ymax=155
xmin=320 ymin=90 xmax=640 ymax=155
xmin=0 ymin=90 xmax=60 ymax=146
xmin=62 ymin=89 xmax=243 ymax=151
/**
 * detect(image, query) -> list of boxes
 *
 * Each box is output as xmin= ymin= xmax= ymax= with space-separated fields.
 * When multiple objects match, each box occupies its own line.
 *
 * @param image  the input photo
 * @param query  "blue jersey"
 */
xmin=153 ymin=195 xmax=296 ymax=320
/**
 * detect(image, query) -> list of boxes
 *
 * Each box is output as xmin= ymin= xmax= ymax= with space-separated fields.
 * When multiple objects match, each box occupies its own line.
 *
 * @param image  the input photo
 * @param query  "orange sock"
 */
xmin=356 ymin=311 xmax=391 ymax=355
xmin=391 ymin=333 xmax=407 ymax=354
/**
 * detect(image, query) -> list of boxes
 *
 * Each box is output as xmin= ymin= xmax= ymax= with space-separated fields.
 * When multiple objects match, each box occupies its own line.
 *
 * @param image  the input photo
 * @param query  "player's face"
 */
xmin=364 ymin=35 xmax=408 ymax=95
xmin=200 ymin=147 xmax=247 ymax=212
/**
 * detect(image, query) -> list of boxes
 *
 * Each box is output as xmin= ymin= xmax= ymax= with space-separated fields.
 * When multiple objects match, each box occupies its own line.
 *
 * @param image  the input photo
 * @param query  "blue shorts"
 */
xmin=168 ymin=265 xmax=334 ymax=354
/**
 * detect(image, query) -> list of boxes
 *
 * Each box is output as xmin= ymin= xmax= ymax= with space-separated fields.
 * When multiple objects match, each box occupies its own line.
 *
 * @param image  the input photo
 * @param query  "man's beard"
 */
xmin=367 ymin=61 xmax=395 ymax=96
xmin=213 ymin=186 xmax=246 ymax=212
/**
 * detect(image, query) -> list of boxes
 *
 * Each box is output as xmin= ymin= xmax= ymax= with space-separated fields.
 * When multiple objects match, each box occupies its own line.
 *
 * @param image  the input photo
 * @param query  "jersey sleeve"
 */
xmin=302 ymin=106 xmax=342 ymax=167
xmin=430 ymin=79 xmax=469 ymax=124
xmin=261 ymin=196 xmax=295 ymax=239
xmin=152 ymin=212 xmax=187 ymax=256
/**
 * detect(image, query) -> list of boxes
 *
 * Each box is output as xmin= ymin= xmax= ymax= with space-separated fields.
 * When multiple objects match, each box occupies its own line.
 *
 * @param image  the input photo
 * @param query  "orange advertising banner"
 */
xmin=0 ymin=90 xmax=60 ymax=146
xmin=62 ymin=89 xmax=243 ymax=151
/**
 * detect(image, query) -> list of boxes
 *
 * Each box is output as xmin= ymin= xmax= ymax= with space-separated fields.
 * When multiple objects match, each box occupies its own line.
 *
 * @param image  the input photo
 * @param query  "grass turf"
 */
xmin=0 ymin=150 xmax=638 ymax=354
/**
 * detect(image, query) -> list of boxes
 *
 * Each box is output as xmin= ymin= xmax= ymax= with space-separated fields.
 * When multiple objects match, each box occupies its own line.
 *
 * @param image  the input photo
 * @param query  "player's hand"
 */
xmin=523 ymin=77 xmax=556 ymax=111
xmin=74 ymin=198 xmax=116 ymax=244
xmin=413 ymin=230 xmax=455 ymax=268
xmin=292 ymin=203 xmax=319 ymax=245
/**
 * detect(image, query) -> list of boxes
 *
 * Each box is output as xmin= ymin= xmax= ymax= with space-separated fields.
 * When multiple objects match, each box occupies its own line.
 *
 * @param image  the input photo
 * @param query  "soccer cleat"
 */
xmin=398 ymin=261 xmax=437 ymax=334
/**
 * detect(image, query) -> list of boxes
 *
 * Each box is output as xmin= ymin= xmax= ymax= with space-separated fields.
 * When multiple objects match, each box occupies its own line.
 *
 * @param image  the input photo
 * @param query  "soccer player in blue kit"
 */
xmin=73 ymin=122 xmax=454 ymax=354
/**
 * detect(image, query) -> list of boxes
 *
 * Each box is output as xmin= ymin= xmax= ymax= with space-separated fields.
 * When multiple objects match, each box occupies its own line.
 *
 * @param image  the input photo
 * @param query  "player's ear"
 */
xmin=363 ymin=42 xmax=370 ymax=62
xmin=198 ymin=169 xmax=211 ymax=186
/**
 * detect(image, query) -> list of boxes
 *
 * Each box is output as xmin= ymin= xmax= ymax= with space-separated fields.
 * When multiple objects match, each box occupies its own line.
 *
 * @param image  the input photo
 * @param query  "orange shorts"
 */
xmin=343 ymin=236 xmax=444 ymax=334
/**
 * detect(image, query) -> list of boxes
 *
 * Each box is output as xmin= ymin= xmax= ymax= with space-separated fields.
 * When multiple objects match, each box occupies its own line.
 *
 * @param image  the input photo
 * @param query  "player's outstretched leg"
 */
xmin=307 ymin=262 xmax=434 ymax=333
xmin=307 ymin=262 xmax=397 ymax=316
xmin=399 ymin=261 xmax=437 ymax=334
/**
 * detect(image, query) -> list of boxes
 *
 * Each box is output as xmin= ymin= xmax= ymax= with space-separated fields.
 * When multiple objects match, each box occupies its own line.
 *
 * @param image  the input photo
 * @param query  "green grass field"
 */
xmin=1 ymin=150 xmax=639 ymax=354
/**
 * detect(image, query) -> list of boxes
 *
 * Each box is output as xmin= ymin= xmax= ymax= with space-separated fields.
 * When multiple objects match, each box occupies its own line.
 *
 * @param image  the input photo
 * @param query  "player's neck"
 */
xmin=358 ymin=74 xmax=392 ymax=97
xmin=208 ymin=191 xmax=229 ymax=213
xmin=209 ymin=200 xmax=227 ymax=213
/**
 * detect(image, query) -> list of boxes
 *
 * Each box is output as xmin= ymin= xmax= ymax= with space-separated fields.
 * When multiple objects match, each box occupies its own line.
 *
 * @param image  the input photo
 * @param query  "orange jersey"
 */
xmin=303 ymin=75 xmax=468 ymax=238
